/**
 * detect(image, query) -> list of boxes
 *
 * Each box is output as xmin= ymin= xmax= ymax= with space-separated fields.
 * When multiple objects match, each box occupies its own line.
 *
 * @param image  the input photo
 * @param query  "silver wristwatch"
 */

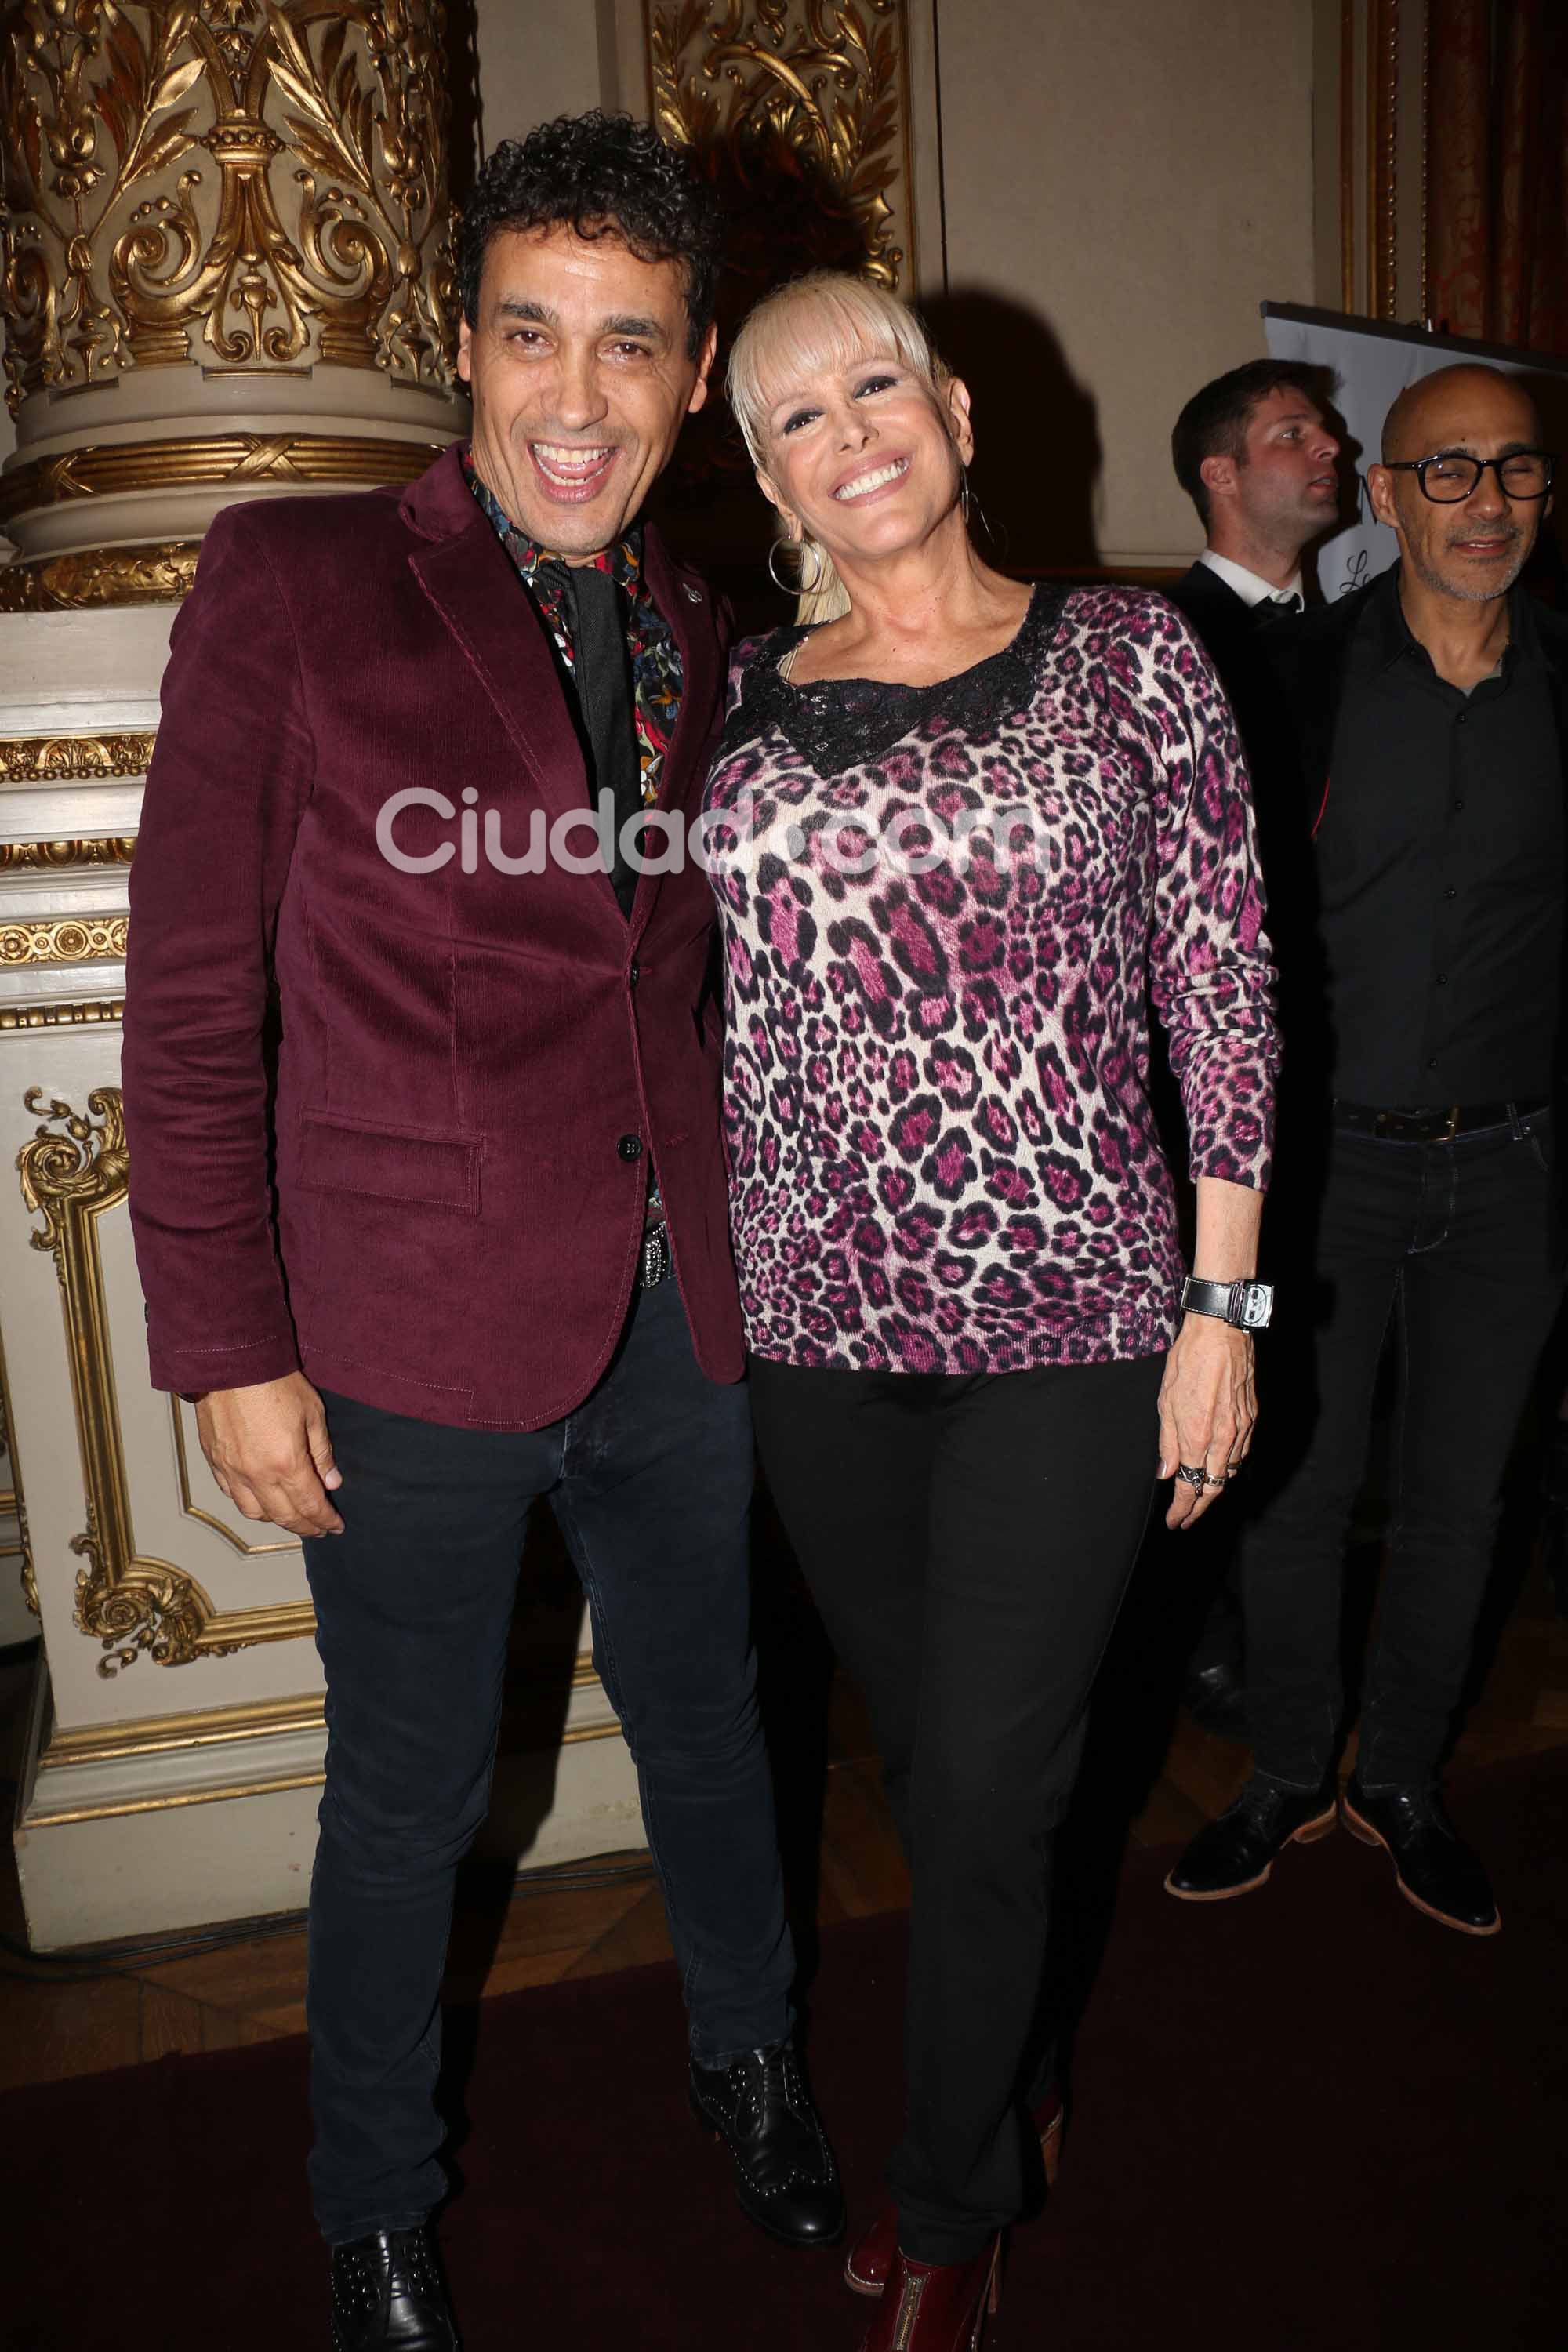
xmin=1180 ymin=1275 xmax=1274 ymax=1330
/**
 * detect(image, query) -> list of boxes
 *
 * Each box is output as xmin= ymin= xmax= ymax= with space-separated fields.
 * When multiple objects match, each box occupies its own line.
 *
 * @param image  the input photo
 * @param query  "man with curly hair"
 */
xmin=124 ymin=111 xmax=841 ymax=2349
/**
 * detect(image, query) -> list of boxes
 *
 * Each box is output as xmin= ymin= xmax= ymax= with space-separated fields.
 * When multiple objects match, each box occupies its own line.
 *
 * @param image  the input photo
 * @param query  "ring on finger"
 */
xmin=1177 ymin=1463 xmax=1207 ymax=1491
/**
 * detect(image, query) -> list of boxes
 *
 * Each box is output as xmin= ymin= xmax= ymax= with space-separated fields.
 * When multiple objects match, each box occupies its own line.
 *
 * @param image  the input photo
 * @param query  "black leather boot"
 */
xmin=1164 ymin=1772 xmax=1338 ymax=1900
xmin=328 ymin=2226 xmax=458 ymax=2350
xmin=1341 ymin=1777 xmax=1501 ymax=1936
xmin=691 ymin=2042 xmax=845 ymax=2247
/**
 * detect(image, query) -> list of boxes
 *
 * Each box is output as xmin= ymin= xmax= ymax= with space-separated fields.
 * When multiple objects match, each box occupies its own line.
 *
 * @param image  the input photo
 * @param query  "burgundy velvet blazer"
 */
xmin=123 ymin=445 xmax=743 ymax=1429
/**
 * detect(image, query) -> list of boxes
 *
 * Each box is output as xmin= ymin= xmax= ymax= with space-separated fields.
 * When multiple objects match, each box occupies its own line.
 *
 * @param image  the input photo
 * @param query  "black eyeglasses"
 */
xmin=1383 ymin=449 xmax=1554 ymax=503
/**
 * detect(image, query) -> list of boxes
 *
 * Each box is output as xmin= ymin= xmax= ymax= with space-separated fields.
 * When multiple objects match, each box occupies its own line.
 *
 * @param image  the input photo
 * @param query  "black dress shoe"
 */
xmin=329 ymin=2226 xmax=458 ymax=2350
xmin=1165 ymin=1772 xmax=1338 ymax=1900
xmin=1181 ymin=1657 xmax=1250 ymax=1741
xmin=691 ymin=2042 xmax=845 ymax=2247
xmin=1341 ymin=1777 xmax=1501 ymax=1936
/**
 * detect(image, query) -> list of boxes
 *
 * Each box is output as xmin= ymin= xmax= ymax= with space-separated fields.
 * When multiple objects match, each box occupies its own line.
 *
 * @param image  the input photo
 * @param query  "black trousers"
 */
xmin=749 ymin=1349 xmax=1163 ymax=2265
xmin=1242 ymin=1110 xmax=1563 ymax=1788
xmin=301 ymin=1278 xmax=794 ymax=2245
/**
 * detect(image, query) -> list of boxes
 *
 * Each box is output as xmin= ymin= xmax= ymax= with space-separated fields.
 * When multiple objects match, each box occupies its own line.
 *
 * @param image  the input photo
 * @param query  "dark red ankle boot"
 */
xmin=856 ymin=2241 xmax=1000 ymax=2352
xmin=844 ymin=2091 xmax=1062 ymax=2297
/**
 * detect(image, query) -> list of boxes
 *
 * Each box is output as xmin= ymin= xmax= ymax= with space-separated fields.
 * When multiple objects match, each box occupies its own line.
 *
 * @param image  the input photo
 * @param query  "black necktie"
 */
xmin=546 ymin=560 xmax=643 ymax=916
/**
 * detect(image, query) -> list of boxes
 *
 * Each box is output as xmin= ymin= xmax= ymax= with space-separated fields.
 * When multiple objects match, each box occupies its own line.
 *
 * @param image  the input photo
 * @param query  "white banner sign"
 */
xmin=1261 ymin=304 xmax=1568 ymax=601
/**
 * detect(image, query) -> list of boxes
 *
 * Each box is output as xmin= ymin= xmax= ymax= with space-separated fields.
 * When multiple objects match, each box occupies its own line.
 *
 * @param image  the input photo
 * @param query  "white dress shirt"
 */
xmin=1197 ymin=550 xmax=1305 ymax=612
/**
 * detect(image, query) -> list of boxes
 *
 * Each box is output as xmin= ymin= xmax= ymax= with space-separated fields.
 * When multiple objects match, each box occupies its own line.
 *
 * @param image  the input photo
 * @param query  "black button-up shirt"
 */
xmin=1317 ymin=564 xmax=1563 ymax=1107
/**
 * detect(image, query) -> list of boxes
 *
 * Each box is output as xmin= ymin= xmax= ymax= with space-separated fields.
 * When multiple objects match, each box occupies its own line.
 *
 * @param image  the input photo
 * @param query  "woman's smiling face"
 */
xmin=757 ymin=333 xmax=972 ymax=568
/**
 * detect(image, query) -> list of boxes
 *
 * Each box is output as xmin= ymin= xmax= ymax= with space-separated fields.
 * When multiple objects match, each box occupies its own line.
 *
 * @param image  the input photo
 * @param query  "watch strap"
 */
xmin=1181 ymin=1275 xmax=1273 ymax=1330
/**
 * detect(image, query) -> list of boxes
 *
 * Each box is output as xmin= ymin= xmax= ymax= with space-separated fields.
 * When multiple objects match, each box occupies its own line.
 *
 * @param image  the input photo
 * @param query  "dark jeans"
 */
xmin=301 ymin=1277 xmax=793 ymax=2245
xmin=749 ymin=1349 xmax=1163 ymax=2266
xmin=1243 ymin=1109 xmax=1563 ymax=1789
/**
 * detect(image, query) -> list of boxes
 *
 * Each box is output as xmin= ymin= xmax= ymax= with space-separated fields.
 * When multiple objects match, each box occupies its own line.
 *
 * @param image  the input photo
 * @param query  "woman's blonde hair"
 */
xmin=727 ymin=270 xmax=954 ymax=626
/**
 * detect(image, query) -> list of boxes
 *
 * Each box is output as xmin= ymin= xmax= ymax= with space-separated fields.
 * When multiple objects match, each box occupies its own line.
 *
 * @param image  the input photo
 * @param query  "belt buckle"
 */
xmin=1439 ymin=1105 xmax=1460 ymax=1141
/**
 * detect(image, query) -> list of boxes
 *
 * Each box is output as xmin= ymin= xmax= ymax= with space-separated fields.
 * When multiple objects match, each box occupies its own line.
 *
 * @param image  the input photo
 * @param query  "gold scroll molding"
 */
xmin=0 ymin=732 xmax=153 ymax=783
xmin=0 ymin=543 xmax=199 ymax=611
xmin=0 ymin=840 xmax=136 ymax=876
xmin=16 ymin=1085 xmax=314 ymax=1673
xmin=0 ymin=916 xmax=129 ymax=967
xmin=0 ymin=2 xmax=458 ymax=415
xmin=0 ymin=997 xmax=124 ymax=1031
xmin=0 ymin=430 xmax=445 ymax=524
xmin=649 ymin=1 xmax=916 ymax=289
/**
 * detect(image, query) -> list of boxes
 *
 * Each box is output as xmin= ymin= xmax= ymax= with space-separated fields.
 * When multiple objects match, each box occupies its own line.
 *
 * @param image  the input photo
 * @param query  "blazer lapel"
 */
xmin=408 ymin=517 xmax=593 ymax=837
xmin=400 ymin=452 xmax=722 ymax=941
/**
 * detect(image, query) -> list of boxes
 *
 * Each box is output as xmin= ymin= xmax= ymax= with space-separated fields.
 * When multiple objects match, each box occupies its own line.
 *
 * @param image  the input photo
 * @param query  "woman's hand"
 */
xmin=1156 ymin=1315 xmax=1257 ymax=1529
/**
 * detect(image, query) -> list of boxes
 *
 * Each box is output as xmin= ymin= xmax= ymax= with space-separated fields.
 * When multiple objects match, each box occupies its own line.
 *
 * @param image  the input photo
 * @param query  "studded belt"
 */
xmin=1333 ymin=1097 xmax=1549 ymax=1143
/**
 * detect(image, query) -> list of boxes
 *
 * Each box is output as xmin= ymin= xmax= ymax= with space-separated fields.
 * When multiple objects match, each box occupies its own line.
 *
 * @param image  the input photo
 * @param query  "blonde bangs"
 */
xmin=727 ymin=271 xmax=937 ymax=469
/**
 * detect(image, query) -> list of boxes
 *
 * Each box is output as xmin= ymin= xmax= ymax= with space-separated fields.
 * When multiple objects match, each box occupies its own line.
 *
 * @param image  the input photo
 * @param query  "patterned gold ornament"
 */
xmin=0 ymin=2 xmax=458 ymax=416
xmin=650 ymin=1 xmax=911 ymax=289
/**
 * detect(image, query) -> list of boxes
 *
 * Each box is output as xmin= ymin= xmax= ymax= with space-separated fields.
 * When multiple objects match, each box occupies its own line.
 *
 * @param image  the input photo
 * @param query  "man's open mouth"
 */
xmin=529 ymin=443 xmax=620 ymax=500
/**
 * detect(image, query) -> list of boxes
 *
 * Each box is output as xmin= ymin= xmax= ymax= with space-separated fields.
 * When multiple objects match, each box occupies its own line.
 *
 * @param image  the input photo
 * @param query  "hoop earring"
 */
xmin=768 ymin=535 xmax=825 ymax=595
xmin=960 ymin=467 xmax=993 ymax=543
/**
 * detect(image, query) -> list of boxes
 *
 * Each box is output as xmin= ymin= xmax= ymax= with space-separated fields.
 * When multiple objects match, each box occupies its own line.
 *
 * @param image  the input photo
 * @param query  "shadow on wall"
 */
xmin=921 ymin=286 xmax=1102 ymax=575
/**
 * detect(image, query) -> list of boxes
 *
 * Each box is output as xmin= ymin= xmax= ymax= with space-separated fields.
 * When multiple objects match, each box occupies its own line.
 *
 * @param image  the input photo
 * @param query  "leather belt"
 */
xmin=1333 ymin=1097 xmax=1549 ymax=1143
xmin=637 ymin=1220 xmax=672 ymax=1290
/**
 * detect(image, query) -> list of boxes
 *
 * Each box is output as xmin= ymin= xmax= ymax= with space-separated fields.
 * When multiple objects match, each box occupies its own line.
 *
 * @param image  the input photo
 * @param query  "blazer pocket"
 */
xmin=299 ymin=1114 xmax=482 ymax=1213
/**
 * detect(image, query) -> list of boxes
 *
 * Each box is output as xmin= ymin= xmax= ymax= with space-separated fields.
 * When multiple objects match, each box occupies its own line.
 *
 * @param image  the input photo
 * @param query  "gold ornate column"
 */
xmin=0 ymin=2 xmax=466 ymax=609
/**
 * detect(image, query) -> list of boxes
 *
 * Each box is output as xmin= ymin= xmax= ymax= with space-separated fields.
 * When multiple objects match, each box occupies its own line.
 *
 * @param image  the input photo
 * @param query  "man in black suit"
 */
xmin=1163 ymin=361 xmax=1344 ymax=1735
xmin=1167 ymin=364 xmax=1565 ymax=1935
xmin=1168 ymin=358 xmax=1342 ymax=644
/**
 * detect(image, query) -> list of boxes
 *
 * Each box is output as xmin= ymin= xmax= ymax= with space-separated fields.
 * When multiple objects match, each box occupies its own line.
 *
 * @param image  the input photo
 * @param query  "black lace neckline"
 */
xmin=730 ymin=581 xmax=1068 ymax=778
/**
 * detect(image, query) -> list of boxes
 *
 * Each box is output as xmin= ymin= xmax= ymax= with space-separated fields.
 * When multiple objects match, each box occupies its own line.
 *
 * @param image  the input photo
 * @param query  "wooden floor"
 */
xmin=3 ymin=1530 xmax=1565 ymax=2098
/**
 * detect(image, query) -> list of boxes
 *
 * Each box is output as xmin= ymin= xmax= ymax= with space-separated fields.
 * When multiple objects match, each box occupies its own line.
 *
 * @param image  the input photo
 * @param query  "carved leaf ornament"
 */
xmin=651 ymin=0 xmax=907 ymax=289
xmin=1 ymin=2 xmax=457 ymax=416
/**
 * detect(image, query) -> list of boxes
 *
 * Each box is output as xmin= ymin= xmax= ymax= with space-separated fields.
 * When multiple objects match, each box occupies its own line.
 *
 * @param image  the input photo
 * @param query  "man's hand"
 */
xmin=1156 ymin=1316 xmax=1257 ymax=1530
xmin=194 ymin=1374 xmax=345 ymax=1538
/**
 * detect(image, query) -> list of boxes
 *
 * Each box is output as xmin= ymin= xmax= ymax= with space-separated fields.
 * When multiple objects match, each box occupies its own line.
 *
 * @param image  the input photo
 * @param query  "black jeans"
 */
xmin=301 ymin=1277 xmax=794 ymax=2245
xmin=749 ymin=1349 xmax=1163 ymax=2266
xmin=1243 ymin=1110 xmax=1563 ymax=1789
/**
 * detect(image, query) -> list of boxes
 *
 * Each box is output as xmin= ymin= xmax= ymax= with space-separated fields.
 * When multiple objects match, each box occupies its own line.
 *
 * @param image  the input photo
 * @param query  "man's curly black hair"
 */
xmin=456 ymin=112 xmax=724 ymax=358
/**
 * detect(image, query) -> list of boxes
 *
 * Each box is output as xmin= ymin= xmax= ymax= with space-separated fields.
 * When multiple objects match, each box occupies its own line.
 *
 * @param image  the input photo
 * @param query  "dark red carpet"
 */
xmin=7 ymin=1750 xmax=1566 ymax=2351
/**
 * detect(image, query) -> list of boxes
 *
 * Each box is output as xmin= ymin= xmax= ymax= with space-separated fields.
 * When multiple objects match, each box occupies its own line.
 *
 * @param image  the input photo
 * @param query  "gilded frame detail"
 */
xmin=0 ymin=915 xmax=129 ymax=967
xmin=16 ymin=1084 xmax=314 ymax=1673
xmin=0 ymin=732 xmax=154 ymax=783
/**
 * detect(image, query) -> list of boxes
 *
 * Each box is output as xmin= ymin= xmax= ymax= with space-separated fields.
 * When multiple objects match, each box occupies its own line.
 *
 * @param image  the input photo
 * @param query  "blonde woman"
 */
xmin=700 ymin=272 xmax=1280 ymax=2352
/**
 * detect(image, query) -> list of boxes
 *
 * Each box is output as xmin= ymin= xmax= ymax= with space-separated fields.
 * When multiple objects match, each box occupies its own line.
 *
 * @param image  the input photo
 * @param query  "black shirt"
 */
xmin=1316 ymin=564 xmax=1563 ymax=1107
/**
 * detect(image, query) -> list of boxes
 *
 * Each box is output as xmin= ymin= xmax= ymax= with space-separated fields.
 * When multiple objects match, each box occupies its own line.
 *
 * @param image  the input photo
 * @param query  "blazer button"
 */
xmin=618 ymin=1134 xmax=643 ymax=1162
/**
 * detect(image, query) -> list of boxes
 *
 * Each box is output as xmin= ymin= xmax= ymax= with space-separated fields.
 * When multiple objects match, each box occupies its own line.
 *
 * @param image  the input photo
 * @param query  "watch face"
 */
xmin=1239 ymin=1283 xmax=1273 ymax=1329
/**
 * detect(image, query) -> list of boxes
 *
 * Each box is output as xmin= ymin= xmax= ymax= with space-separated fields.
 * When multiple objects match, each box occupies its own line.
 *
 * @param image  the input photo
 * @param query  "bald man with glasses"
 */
xmin=1167 ymin=364 xmax=1565 ymax=1936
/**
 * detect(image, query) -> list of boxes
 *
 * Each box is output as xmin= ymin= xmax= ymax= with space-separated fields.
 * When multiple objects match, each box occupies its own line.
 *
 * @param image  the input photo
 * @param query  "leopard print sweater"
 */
xmin=701 ymin=583 xmax=1279 ymax=1372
